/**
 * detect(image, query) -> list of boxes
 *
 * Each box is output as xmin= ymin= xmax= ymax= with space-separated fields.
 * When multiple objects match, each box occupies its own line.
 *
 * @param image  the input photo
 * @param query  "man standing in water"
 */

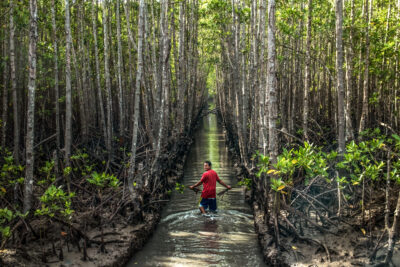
xmin=189 ymin=161 xmax=231 ymax=214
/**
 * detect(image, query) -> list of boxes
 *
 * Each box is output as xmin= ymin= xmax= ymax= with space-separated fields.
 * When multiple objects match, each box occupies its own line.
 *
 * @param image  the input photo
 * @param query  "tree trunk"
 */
xmin=358 ymin=0 xmax=370 ymax=136
xmin=303 ymin=0 xmax=312 ymax=141
xmin=1 ymin=31 xmax=8 ymax=148
xmin=267 ymin=0 xmax=278 ymax=164
xmin=177 ymin=1 xmax=186 ymax=135
xmin=259 ymin=0 xmax=267 ymax=154
xmin=10 ymin=0 xmax=19 ymax=164
xmin=92 ymin=0 xmax=107 ymax=143
xmin=152 ymin=0 xmax=169 ymax=173
xmin=51 ymin=0 xmax=61 ymax=178
xmin=336 ymin=0 xmax=345 ymax=155
xmin=116 ymin=0 xmax=125 ymax=138
xmin=24 ymin=0 xmax=38 ymax=213
xmin=345 ymin=0 xmax=355 ymax=141
xmin=128 ymin=0 xmax=145 ymax=195
xmin=103 ymin=0 xmax=113 ymax=158
xmin=64 ymin=0 xmax=72 ymax=192
xmin=150 ymin=2 xmax=160 ymax=148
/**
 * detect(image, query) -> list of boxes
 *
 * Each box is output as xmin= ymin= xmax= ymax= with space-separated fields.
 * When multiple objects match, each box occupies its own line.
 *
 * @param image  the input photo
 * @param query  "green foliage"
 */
xmin=35 ymin=185 xmax=75 ymax=220
xmin=0 ymin=208 xmax=14 ymax=239
xmin=175 ymin=182 xmax=185 ymax=194
xmin=337 ymin=137 xmax=386 ymax=185
xmin=238 ymin=178 xmax=252 ymax=190
xmin=87 ymin=172 xmax=120 ymax=189
xmin=0 ymin=208 xmax=27 ymax=240
xmin=70 ymin=151 xmax=96 ymax=176
xmin=256 ymin=131 xmax=400 ymax=204
xmin=270 ymin=178 xmax=286 ymax=193
xmin=0 ymin=152 xmax=25 ymax=197
xmin=38 ymin=161 xmax=55 ymax=186
xmin=255 ymin=152 xmax=270 ymax=178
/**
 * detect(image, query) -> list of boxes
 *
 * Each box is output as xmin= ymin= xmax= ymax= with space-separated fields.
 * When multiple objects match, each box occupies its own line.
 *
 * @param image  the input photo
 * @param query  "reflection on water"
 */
xmin=127 ymin=114 xmax=265 ymax=267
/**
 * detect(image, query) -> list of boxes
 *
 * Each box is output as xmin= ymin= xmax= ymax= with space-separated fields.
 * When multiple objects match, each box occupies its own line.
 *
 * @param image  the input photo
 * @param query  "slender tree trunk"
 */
xmin=150 ymin=3 xmax=160 ymax=148
xmin=103 ymin=0 xmax=113 ymax=158
xmin=336 ymin=0 xmax=345 ymax=155
xmin=177 ymin=1 xmax=186 ymax=135
xmin=142 ymin=9 xmax=154 ymax=145
xmin=78 ymin=3 xmax=90 ymax=140
xmin=24 ymin=0 xmax=38 ymax=213
xmin=128 ymin=0 xmax=145 ymax=195
xmin=345 ymin=0 xmax=355 ymax=141
xmin=64 ymin=0 xmax=72 ymax=192
xmin=303 ymin=0 xmax=312 ymax=141
xmin=116 ymin=0 xmax=125 ymax=137
xmin=92 ymin=0 xmax=107 ymax=143
xmin=152 ymin=0 xmax=169 ymax=172
xmin=124 ymin=0 xmax=137 ymax=134
xmin=240 ymin=0 xmax=249 ymax=166
xmin=51 ymin=0 xmax=61 ymax=178
xmin=71 ymin=38 xmax=87 ymax=142
xmin=358 ymin=0 xmax=370 ymax=136
xmin=335 ymin=0 xmax=345 ymax=217
xmin=1 ymin=33 xmax=8 ymax=148
xmin=267 ymin=0 xmax=278 ymax=164
xmin=10 ymin=0 xmax=19 ymax=164
xmin=259 ymin=0 xmax=267 ymax=154
xmin=395 ymin=0 xmax=400 ymax=129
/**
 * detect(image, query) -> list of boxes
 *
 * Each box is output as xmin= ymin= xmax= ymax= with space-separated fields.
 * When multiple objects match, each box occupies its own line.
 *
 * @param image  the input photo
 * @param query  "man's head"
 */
xmin=204 ymin=160 xmax=212 ymax=171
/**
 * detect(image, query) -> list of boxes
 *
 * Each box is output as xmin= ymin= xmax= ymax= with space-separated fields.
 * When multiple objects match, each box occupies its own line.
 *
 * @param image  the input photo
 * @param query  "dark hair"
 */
xmin=204 ymin=160 xmax=212 ymax=167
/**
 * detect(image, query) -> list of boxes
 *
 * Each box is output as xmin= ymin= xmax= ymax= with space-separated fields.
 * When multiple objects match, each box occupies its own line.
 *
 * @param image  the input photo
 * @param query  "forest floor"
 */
xmin=252 ymin=201 xmax=400 ymax=266
xmin=1 ymin=136 xmax=194 ymax=267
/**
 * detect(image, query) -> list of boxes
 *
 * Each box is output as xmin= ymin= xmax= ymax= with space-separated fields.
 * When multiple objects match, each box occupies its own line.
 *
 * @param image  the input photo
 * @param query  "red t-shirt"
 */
xmin=200 ymin=169 xmax=221 ymax=198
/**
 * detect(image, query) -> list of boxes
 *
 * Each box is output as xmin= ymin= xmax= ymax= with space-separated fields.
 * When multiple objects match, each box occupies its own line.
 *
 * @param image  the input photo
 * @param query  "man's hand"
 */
xmin=227 ymin=185 xmax=232 ymax=190
xmin=189 ymin=185 xmax=194 ymax=190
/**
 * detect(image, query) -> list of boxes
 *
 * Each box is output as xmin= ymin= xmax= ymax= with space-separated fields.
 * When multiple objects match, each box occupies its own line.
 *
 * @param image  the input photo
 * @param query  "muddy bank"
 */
xmin=1 ymin=118 xmax=202 ymax=267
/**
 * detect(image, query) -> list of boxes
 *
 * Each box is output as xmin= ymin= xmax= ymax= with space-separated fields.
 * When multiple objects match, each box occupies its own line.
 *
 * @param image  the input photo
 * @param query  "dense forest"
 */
xmin=0 ymin=0 xmax=399 ymax=266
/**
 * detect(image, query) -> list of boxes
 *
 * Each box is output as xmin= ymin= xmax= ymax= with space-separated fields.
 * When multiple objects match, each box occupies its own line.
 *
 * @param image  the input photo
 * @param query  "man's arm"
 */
xmin=189 ymin=180 xmax=202 ymax=190
xmin=217 ymin=179 xmax=231 ymax=189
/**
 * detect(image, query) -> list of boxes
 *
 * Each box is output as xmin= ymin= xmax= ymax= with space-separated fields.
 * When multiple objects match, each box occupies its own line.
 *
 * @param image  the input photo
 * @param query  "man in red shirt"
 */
xmin=189 ymin=161 xmax=231 ymax=214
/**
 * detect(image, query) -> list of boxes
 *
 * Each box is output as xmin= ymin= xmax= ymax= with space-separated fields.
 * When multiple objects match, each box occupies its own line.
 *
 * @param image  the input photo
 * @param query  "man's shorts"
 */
xmin=199 ymin=198 xmax=217 ymax=211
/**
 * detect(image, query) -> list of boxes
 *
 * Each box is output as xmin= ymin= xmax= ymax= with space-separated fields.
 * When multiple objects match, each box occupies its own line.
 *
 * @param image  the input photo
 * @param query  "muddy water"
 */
xmin=127 ymin=114 xmax=265 ymax=267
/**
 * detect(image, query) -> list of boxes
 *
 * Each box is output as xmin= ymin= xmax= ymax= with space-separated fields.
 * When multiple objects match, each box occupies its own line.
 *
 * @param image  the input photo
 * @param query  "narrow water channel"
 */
xmin=127 ymin=114 xmax=265 ymax=267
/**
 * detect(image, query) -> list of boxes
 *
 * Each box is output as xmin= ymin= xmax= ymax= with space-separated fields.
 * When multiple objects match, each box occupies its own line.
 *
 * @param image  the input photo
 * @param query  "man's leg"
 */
xmin=199 ymin=206 xmax=206 ymax=214
xmin=199 ymin=198 xmax=208 ymax=214
xmin=209 ymin=199 xmax=217 ymax=212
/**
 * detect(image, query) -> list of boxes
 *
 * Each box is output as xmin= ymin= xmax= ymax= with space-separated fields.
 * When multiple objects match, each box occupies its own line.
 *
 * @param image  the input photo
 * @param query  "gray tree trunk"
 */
xmin=128 ymin=0 xmax=145 ymax=195
xmin=303 ymin=0 xmax=312 ymax=141
xmin=103 ymin=0 xmax=113 ymax=157
xmin=116 ymin=0 xmax=125 ymax=137
xmin=358 ymin=0 xmax=370 ymax=136
xmin=24 ymin=0 xmax=38 ymax=213
xmin=345 ymin=0 xmax=355 ymax=141
xmin=10 ymin=0 xmax=19 ymax=164
xmin=267 ymin=0 xmax=278 ymax=164
xmin=177 ymin=1 xmax=186 ymax=135
xmin=51 ymin=0 xmax=61 ymax=177
xmin=152 ymin=0 xmax=169 ymax=173
xmin=64 ymin=0 xmax=72 ymax=192
xmin=92 ymin=0 xmax=107 ymax=143
xmin=259 ymin=0 xmax=267 ymax=154
xmin=1 ymin=32 xmax=8 ymax=148
xmin=336 ymin=0 xmax=345 ymax=155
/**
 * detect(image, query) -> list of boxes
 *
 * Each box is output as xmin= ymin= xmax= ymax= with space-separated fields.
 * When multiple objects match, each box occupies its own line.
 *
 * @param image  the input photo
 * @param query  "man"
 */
xmin=189 ymin=160 xmax=231 ymax=214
